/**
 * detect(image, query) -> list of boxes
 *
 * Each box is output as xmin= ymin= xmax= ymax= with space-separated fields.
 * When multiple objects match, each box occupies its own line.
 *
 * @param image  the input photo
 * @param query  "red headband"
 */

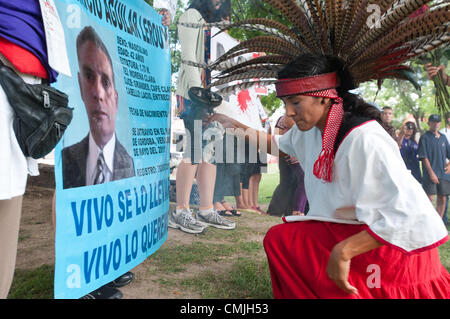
xmin=275 ymin=72 xmax=344 ymax=183
xmin=275 ymin=72 xmax=339 ymax=97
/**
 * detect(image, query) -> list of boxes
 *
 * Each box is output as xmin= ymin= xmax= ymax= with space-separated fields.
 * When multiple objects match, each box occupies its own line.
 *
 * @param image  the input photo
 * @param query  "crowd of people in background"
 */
xmin=379 ymin=62 xmax=450 ymax=225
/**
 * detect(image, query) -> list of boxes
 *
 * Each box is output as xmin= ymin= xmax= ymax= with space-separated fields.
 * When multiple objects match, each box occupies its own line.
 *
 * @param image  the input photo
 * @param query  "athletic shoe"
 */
xmin=168 ymin=208 xmax=207 ymax=234
xmin=196 ymin=208 xmax=236 ymax=230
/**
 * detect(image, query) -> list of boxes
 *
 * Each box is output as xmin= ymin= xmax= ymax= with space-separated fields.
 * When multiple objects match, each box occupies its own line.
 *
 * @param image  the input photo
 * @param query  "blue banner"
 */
xmin=53 ymin=0 xmax=171 ymax=299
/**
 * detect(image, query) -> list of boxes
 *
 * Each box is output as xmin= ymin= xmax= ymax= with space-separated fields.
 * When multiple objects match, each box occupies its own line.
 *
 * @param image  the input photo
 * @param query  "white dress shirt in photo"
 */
xmin=86 ymin=132 xmax=115 ymax=185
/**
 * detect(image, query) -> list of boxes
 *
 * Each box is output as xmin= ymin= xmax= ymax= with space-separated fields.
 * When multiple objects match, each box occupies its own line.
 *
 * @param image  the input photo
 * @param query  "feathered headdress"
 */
xmin=179 ymin=0 xmax=449 ymax=96
xmin=178 ymin=0 xmax=449 ymax=182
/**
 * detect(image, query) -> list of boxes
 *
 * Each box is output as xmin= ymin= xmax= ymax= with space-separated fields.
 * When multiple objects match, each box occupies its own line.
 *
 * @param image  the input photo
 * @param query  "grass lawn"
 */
xmin=258 ymin=165 xmax=280 ymax=205
xmin=439 ymin=227 xmax=450 ymax=271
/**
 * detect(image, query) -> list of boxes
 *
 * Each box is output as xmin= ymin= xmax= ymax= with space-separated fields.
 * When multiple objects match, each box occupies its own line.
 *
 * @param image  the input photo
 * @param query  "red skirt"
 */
xmin=263 ymin=221 xmax=450 ymax=299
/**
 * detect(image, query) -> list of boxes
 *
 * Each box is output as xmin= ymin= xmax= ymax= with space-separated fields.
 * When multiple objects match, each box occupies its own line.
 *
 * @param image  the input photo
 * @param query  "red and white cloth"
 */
xmin=264 ymin=221 xmax=450 ymax=299
xmin=302 ymin=88 xmax=343 ymax=182
xmin=268 ymin=120 xmax=449 ymax=298
xmin=275 ymin=73 xmax=343 ymax=182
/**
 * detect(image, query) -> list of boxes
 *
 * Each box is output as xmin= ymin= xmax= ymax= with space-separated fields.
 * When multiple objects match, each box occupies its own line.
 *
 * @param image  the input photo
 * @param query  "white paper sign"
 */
xmin=39 ymin=0 xmax=72 ymax=77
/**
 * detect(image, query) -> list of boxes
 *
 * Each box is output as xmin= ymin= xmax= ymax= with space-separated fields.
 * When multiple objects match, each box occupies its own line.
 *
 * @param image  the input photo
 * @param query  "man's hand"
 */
xmin=159 ymin=9 xmax=171 ymax=27
xmin=445 ymin=162 xmax=450 ymax=174
xmin=430 ymin=171 xmax=440 ymax=184
xmin=422 ymin=158 xmax=440 ymax=184
xmin=425 ymin=63 xmax=448 ymax=83
xmin=326 ymin=230 xmax=383 ymax=295
xmin=326 ymin=244 xmax=359 ymax=295
xmin=285 ymin=155 xmax=299 ymax=165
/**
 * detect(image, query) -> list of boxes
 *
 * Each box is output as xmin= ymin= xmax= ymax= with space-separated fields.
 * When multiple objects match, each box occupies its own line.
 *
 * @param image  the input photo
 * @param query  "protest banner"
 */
xmin=52 ymin=0 xmax=171 ymax=299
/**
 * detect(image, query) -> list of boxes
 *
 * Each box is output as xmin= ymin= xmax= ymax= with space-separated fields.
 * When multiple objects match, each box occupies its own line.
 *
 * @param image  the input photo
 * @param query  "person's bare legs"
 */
xmin=221 ymin=199 xmax=241 ymax=216
xmin=236 ymin=183 xmax=248 ymax=209
xmin=235 ymin=194 xmax=245 ymax=208
xmin=436 ymin=195 xmax=446 ymax=218
xmin=249 ymin=173 xmax=261 ymax=208
xmin=214 ymin=201 xmax=226 ymax=211
xmin=428 ymin=193 xmax=446 ymax=218
xmin=241 ymin=188 xmax=250 ymax=208
xmin=249 ymin=173 xmax=266 ymax=214
xmin=196 ymin=162 xmax=216 ymax=210
xmin=0 ymin=196 xmax=23 ymax=299
xmin=175 ymin=159 xmax=198 ymax=210
xmin=247 ymin=179 xmax=254 ymax=208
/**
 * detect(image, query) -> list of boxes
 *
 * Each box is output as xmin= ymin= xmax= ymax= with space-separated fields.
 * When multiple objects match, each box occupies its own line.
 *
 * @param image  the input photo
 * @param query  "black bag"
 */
xmin=0 ymin=60 xmax=73 ymax=159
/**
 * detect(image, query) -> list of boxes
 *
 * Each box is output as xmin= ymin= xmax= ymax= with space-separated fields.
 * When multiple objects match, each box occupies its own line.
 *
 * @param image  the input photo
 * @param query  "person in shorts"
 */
xmin=169 ymin=0 xmax=235 ymax=234
xmin=418 ymin=114 xmax=450 ymax=219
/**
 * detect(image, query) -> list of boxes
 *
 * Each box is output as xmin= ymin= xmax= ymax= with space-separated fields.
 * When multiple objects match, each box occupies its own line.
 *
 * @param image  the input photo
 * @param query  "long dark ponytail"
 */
xmin=277 ymin=54 xmax=394 ymax=135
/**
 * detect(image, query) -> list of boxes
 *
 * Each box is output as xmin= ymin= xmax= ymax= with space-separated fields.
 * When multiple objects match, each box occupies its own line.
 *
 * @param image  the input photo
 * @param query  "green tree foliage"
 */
xmin=358 ymin=50 xmax=449 ymax=134
xmin=260 ymin=91 xmax=281 ymax=115
xmin=228 ymin=0 xmax=290 ymax=41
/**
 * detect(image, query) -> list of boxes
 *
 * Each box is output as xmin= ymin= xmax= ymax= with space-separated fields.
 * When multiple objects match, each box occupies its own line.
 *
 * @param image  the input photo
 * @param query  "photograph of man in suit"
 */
xmin=62 ymin=26 xmax=135 ymax=189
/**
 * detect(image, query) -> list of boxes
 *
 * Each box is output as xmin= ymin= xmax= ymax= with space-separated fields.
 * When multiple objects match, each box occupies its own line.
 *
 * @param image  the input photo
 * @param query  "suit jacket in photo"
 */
xmin=62 ymin=135 xmax=135 ymax=189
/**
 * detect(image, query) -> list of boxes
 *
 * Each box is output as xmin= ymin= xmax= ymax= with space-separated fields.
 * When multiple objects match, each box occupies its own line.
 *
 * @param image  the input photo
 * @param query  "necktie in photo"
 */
xmin=93 ymin=151 xmax=106 ymax=185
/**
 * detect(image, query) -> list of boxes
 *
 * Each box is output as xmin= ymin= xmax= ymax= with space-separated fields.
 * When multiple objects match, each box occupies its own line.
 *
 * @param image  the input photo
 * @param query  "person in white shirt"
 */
xmin=208 ymin=53 xmax=449 ymax=298
xmin=169 ymin=0 xmax=236 ymax=234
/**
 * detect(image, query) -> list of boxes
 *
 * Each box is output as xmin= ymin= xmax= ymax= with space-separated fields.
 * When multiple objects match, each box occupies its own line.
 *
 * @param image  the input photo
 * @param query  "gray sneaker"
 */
xmin=196 ymin=209 xmax=236 ymax=230
xmin=169 ymin=208 xmax=207 ymax=234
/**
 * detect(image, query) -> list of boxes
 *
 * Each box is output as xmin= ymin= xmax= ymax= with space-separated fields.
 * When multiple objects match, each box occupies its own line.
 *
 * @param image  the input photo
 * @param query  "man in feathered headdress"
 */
xmin=197 ymin=0 xmax=450 ymax=298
